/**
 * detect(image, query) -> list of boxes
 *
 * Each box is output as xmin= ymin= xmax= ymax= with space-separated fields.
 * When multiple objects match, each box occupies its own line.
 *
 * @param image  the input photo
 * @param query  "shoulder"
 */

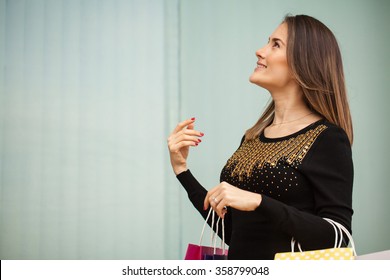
xmin=316 ymin=121 xmax=351 ymax=149
xmin=302 ymin=120 xmax=352 ymax=166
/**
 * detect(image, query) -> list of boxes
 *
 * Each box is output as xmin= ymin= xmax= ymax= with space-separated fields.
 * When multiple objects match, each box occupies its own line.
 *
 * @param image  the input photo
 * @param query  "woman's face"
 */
xmin=249 ymin=23 xmax=295 ymax=91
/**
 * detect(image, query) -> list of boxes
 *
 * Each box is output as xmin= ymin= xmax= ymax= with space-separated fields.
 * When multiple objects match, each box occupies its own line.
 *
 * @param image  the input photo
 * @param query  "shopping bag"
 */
xmin=184 ymin=208 xmax=228 ymax=260
xmin=275 ymin=218 xmax=356 ymax=260
xmin=275 ymin=247 xmax=354 ymax=260
xmin=184 ymin=243 xmax=227 ymax=260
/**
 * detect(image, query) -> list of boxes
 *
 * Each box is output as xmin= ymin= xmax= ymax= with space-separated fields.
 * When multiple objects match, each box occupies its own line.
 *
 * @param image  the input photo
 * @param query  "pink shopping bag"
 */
xmin=184 ymin=209 xmax=228 ymax=260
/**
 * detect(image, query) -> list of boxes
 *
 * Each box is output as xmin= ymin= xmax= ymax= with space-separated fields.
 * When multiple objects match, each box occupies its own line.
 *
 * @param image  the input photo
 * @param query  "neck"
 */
xmin=273 ymin=104 xmax=313 ymax=125
xmin=270 ymin=89 xmax=312 ymax=125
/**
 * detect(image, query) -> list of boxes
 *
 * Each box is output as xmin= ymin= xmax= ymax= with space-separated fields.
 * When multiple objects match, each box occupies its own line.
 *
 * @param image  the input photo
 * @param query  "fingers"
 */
xmin=168 ymin=132 xmax=202 ymax=154
xmin=172 ymin=118 xmax=194 ymax=134
xmin=187 ymin=122 xmax=194 ymax=130
xmin=204 ymin=186 xmax=219 ymax=210
xmin=172 ymin=118 xmax=200 ymax=135
xmin=168 ymin=118 xmax=204 ymax=150
xmin=173 ymin=132 xmax=201 ymax=144
xmin=208 ymin=197 xmax=228 ymax=219
xmin=216 ymin=200 xmax=228 ymax=218
xmin=204 ymin=185 xmax=229 ymax=219
xmin=167 ymin=118 xmax=205 ymax=175
xmin=172 ymin=118 xmax=203 ymax=137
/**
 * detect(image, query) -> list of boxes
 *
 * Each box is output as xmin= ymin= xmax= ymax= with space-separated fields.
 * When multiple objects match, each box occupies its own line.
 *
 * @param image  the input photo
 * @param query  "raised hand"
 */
xmin=167 ymin=118 xmax=204 ymax=175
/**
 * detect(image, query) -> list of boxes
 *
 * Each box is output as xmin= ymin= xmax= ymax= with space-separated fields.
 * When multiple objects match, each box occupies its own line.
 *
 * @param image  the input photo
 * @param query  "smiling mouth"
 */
xmin=257 ymin=63 xmax=267 ymax=69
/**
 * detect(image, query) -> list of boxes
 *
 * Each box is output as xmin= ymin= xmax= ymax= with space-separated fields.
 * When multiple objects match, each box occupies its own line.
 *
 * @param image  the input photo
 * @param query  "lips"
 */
xmin=257 ymin=62 xmax=267 ymax=69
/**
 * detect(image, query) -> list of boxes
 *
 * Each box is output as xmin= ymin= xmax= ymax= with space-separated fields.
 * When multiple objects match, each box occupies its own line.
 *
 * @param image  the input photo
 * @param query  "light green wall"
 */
xmin=0 ymin=0 xmax=388 ymax=259
xmin=0 ymin=0 xmax=168 ymax=259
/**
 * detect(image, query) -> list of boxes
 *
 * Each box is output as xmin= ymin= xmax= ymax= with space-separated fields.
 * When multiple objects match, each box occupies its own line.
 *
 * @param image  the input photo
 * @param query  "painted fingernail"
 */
xmin=200 ymin=132 xmax=204 ymax=136
xmin=198 ymin=139 xmax=202 ymax=143
xmin=191 ymin=117 xmax=195 ymax=121
xmin=195 ymin=142 xmax=198 ymax=146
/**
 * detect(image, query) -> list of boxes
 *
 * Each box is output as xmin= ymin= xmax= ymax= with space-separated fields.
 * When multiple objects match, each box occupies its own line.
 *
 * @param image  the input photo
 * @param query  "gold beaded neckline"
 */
xmin=225 ymin=124 xmax=327 ymax=181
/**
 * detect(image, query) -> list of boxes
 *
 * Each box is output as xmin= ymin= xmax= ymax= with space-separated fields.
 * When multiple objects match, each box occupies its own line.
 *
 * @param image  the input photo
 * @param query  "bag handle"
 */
xmin=199 ymin=208 xmax=227 ymax=255
xmin=199 ymin=208 xmax=213 ymax=245
xmin=291 ymin=218 xmax=339 ymax=252
xmin=323 ymin=218 xmax=357 ymax=256
xmin=291 ymin=218 xmax=356 ymax=256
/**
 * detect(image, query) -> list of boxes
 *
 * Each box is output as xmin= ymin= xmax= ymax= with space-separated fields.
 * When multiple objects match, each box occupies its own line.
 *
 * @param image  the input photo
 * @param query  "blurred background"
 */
xmin=0 ymin=0 xmax=389 ymax=259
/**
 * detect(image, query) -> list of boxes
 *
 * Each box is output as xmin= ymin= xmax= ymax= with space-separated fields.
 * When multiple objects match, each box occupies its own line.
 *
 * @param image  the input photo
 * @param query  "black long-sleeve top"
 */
xmin=177 ymin=119 xmax=353 ymax=260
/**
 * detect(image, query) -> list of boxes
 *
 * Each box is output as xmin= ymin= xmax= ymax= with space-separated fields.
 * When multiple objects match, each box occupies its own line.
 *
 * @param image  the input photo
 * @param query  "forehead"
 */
xmin=270 ymin=23 xmax=288 ymax=41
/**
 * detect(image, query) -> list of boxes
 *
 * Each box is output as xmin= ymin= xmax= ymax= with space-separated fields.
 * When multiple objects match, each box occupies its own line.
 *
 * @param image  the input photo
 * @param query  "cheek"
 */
xmin=271 ymin=59 xmax=292 ymax=80
xmin=271 ymin=56 xmax=289 ymax=74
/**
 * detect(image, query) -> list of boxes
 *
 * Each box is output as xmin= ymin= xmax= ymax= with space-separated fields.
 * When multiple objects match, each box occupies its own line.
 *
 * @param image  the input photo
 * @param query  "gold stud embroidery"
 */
xmin=225 ymin=125 xmax=327 ymax=181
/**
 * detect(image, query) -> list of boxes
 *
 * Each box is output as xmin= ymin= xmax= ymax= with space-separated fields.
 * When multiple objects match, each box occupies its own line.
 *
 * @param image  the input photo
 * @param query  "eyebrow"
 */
xmin=268 ymin=37 xmax=285 ymax=45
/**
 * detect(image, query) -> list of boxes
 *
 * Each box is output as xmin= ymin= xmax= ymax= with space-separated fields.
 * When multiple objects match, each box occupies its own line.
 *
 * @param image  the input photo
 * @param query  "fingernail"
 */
xmin=195 ymin=142 xmax=198 ymax=146
xmin=198 ymin=139 xmax=202 ymax=143
xmin=200 ymin=132 xmax=204 ymax=136
xmin=191 ymin=117 xmax=195 ymax=121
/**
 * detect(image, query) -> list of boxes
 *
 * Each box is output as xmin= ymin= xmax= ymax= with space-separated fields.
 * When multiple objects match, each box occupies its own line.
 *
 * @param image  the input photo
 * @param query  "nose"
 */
xmin=255 ymin=45 xmax=266 ymax=59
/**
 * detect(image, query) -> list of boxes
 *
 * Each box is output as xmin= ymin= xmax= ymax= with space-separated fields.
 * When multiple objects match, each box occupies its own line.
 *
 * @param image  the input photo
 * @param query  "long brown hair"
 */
xmin=245 ymin=15 xmax=353 ymax=144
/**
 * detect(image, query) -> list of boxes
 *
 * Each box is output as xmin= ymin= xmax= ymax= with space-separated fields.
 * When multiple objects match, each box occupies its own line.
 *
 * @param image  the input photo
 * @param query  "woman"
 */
xmin=167 ymin=14 xmax=353 ymax=260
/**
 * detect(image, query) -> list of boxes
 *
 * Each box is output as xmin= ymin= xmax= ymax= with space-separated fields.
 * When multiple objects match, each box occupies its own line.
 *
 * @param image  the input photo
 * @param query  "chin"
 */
xmin=249 ymin=75 xmax=264 ymax=87
xmin=249 ymin=78 xmax=273 ymax=92
xmin=249 ymin=73 xmax=258 ymax=83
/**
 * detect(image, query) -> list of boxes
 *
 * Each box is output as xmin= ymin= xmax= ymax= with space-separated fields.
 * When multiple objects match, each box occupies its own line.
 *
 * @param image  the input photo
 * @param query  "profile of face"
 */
xmin=249 ymin=23 xmax=296 ymax=92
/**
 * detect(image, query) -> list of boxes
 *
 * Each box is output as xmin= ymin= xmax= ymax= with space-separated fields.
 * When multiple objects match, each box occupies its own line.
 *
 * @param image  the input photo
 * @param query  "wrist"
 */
xmin=173 ymin=165 xmax=188 ymax=175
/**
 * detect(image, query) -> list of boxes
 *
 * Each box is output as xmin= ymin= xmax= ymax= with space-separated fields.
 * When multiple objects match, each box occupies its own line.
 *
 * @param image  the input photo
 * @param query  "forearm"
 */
xmin=256 ymin=195 xmax=352 ymax=250
xmin=177 ymin=169 xmax=208 ymax=215
xmin=177 ymin=169 xmax=232 ymax=245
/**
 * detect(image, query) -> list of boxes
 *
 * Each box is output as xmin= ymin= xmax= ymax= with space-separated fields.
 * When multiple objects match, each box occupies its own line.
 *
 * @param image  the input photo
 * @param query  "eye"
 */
xmin=272 ymin=41 xmax=280 ymax=48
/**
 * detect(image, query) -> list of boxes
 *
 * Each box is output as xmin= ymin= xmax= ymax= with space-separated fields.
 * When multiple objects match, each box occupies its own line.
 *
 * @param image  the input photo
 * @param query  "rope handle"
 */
xmin=198 ymin=208 xmax=227 ymax=255
xmin=291 ymin=218 xmax=357 ymax=256
xmin=324 ymin=218 xmax=357 ymax=256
